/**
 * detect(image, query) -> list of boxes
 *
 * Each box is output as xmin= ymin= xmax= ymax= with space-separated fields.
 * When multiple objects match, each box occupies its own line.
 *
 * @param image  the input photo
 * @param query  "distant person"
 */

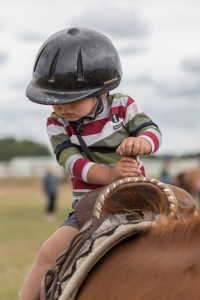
xmin=42 ymin=167 xmax=59 ymax=222
xmin=160 ymin=158 xmax=172 ymax=184
xmin=19 ymin=27 xmax=162 ymax=300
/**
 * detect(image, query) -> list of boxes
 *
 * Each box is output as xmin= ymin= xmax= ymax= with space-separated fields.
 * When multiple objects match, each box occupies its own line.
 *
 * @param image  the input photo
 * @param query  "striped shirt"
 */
xmin=47 ymin=93 xmax=162 ymax=202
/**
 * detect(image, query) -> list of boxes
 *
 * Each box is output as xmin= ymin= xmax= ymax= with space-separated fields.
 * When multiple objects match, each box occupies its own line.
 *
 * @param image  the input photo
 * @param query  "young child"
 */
xmin=19 ymin=27 xmax=162 ymax=300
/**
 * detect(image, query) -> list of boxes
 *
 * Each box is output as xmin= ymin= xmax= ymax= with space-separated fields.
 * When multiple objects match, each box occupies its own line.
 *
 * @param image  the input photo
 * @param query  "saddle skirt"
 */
xmin=52 ymin=213 xmax=161 ymax=300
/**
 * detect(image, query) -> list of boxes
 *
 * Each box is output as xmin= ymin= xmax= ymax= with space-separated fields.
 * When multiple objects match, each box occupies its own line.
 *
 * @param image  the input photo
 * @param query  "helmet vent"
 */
xmin=77 ymin=47 xmax=84 ymax=81
xmin=67 ymin=28 xmax=80 ymax=35
xmin=34 ymin=43 xmax=48 ymax=72
xmin=48 ymin=49 xmax=60 ymax=83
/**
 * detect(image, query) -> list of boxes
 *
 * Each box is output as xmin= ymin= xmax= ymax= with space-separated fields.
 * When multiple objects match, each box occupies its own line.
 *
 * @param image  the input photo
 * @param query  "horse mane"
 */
xmin=143 ymin=214 xmax=200 ymax=248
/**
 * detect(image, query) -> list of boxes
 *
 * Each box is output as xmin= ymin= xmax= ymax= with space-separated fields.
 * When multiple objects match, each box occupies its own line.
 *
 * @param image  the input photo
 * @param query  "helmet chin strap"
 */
xmin=69 ymin=95 xmax=104 ymax=162
xmin=73 ymin=119 xmax=95 ymax=162
xmin=96 ymin=95 xmax=103 ymax=115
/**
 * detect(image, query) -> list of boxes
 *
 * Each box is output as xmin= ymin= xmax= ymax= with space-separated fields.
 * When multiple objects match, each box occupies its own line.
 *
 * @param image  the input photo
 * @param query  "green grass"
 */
xmin=0 ymin=177 xmax=72 ymax=300
xmin=1 ymin=176 xmax=199 ymax=300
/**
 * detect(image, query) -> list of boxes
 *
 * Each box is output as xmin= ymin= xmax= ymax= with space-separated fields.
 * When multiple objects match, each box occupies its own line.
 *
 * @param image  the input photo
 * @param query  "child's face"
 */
xmin=52 ymin=94 xmax=106 ymax=121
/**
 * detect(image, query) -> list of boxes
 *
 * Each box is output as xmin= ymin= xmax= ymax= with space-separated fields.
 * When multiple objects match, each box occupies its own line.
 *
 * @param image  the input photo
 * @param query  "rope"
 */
xmin=93 ymin=176 xmax=178 ymax=219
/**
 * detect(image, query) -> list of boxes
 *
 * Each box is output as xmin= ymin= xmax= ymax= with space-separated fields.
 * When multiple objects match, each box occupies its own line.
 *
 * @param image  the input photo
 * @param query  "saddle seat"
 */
xmin=75 ymin=176 xmax=196 ymax=230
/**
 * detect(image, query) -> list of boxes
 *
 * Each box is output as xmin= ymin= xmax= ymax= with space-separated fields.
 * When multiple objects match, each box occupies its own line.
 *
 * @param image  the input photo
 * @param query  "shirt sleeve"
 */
xmin=46 ymin=114 xmax=95 ymax=182
xmin=124 ymin=97 xmax=162 ymax=153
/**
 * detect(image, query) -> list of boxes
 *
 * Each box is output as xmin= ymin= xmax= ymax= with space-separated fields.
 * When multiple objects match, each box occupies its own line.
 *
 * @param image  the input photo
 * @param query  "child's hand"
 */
xmin=116 ymin=137 xmax=151 ymax=157
xmin=109 ymin=156 xmax=141 ymax=182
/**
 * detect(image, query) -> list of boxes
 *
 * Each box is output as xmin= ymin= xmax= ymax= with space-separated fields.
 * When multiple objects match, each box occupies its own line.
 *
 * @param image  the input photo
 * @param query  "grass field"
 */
xmin=0 ymin=177 xmax=73 ymax=300
xmin=1 ymin=176 xmax=199 ymax=300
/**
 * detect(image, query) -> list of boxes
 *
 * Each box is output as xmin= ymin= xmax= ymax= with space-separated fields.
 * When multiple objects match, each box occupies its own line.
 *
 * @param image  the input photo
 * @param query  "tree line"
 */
xmin=0 ymin=137 xmax=199 ymax=162
xmin=0 ymin=138 xmax=51 ymax=161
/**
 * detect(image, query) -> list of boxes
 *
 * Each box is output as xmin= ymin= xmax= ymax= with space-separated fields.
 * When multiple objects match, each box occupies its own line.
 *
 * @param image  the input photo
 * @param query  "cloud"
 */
xmin=18 ymin=33 xmax=45 ymax=41
xmin=118 ymin=45 xmax=147 ymax=55
xmin=0 ymin=51 xmax=8 ymax=65
xmin=0 ymin=97 xmax=52 ymax=146
xmin=0 ymin=0 xmax=200 ymax=156
xmin=68 ymin=5 xmax=150 ymax=39
xmin=125 ymin=74 xmax=200 ymax=100
xmin=181 ymin=56 xmax=200 ymax=74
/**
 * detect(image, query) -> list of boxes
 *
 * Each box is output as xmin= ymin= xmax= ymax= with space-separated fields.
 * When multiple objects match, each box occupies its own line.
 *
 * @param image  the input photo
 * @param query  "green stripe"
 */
xmin=88 ymin=152 xmax=121 ymax=164
xmin=51 ymin=112 xmax=59 ymax=119
xmin=58 ymin=147 xmax=81 ymax=167
xmin=73 ymin=191 xmax=85 ymax=197
xmin=137 ymin=125 xmax=162 ymax=137
xmin=72 ymin=191 xmax=87 ymax=200
xmin=126 ymin=112 xmax=151 ymax=133
xmin=107 ymin=93 xmax=129 ymax=107
xmin=91 ymin=126 xmax=128 ymax=147
xmin=50 ymin=133 xmax=70 ymax=151
xmin=114 ymin=93 xmax=129 ymax=99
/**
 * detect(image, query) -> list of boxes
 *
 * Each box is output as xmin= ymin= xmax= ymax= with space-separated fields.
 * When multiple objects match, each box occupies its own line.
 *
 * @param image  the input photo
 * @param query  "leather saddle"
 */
xmin=75 ymin=176 xmax=196 ymax=230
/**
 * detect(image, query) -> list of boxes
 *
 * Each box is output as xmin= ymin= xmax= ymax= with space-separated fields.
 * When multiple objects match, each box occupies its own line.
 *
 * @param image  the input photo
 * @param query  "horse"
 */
xmin=41 ymin=176 xmax=199 ymax=300
xmin=76 ymin=215 xmax=200 ymax=300
xmin=175 ymin=166 xmax=200 ymax=202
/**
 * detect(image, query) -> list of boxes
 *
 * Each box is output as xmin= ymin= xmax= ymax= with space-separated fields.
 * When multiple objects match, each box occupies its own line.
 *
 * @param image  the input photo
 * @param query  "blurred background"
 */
xmin=0 ymin=0 xmax=200 ymax=299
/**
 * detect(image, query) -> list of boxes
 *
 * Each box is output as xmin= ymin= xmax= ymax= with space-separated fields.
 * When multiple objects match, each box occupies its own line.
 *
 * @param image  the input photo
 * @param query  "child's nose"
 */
xmin=60 ymin=103 xmax=71 ymax=108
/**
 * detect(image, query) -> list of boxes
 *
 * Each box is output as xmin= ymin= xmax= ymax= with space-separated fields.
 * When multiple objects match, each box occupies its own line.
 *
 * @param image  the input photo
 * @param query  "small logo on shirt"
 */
xmin=112 ymin=114 xmax=119 ymax=123
xmin=113 ymin=122 xmax=123 ymax=130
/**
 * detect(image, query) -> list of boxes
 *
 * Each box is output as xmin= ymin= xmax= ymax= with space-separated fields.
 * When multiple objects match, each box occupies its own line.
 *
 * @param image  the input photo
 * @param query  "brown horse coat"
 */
xmin=76 ymin=215 xmax=200 ymax=300
xmin=176 ymin=167 xmax=200 ymax=202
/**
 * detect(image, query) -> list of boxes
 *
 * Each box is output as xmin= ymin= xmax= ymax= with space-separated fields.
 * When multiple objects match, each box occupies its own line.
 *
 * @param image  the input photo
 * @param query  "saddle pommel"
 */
xmin=75 ymin=177 xmax=196 ymax=230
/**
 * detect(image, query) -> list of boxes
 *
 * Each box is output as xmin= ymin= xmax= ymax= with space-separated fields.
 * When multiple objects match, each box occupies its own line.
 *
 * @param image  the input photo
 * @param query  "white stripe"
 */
xmin=72 ymin=96 xmax=135 ymax=145
xmin=82 ymin=162 xmax=96 ymax=182
xmin=72 ymin=189 xmax=92 ymax=201
xmin=58 ymin=117 xmax=69 ymax=126
xmin=47 ymin=123 xmax=67 ymax=137
xmin=125 ymin=102 xmax=143 ymax=123
xmin=82 ymin=120 xmax=125 ymax=145
xmin=73 ymin=189 xmax=92 ymax=193
xmin=69 ymin=118 xmax=126 ymax=146
xmin=70 ymin=135 xmax=80 ymax=145
xmin=111 ymin=95 xmax=128 ymax=108
xmin=65 ymin=154 xmax=83 ymax=176
xmin=84 ymin=105 xmax=110 ymax=123
xmin=140 ymin=128 xmax=162 ymax=154
xmin=141 ymin=135 xmax=155 ymax=153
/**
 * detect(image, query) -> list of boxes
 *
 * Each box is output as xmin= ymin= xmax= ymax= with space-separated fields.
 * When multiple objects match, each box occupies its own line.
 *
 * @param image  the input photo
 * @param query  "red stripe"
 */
xmin=46 ymin=117 xmax=76 ymax=136
xmin=47 ymin=97 xmax=134 ymax=136
xmin=72 ymin=158 xmax=89 ymax=179
xmin=71 ymin=177 xmax=104 ymax=190
xmin=65 ymin=125 xmax=76 ymax=136
xmin=81 ymin=105 xmax=127 ymax=136
xmin=82 ymin=118 xmax=108 ymax=136
xmin=110 ymin=106 xmax=127 ymax=120
xmin=46 ymin=117 xmax=63 ymax=127
xmin=127 ymin=96 xmax=135 ymax=107
xmin=140 ymin=166 xmax=146 ymax=176
xmin=141 ymin=131 xmax=159 ymax=153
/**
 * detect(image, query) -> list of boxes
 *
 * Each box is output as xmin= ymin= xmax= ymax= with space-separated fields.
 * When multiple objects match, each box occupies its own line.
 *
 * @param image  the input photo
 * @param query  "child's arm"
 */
xmin=116 ymin=137 xmax=152 ymax=157
xmin=87 ymin=156 xmax=141 ymax=185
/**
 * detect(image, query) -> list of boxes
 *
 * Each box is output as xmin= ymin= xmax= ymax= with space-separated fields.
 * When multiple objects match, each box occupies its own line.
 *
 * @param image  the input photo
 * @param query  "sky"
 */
xmin=0 ymin=0 xmax=200 ymax=155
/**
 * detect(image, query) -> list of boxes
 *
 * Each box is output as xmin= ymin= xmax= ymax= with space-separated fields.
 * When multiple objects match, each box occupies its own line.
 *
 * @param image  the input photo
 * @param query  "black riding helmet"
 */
xmin=26 ymin=27 xmax=122 ymax=105
xmin=26 ymin=27 xmax=123 ymax=162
